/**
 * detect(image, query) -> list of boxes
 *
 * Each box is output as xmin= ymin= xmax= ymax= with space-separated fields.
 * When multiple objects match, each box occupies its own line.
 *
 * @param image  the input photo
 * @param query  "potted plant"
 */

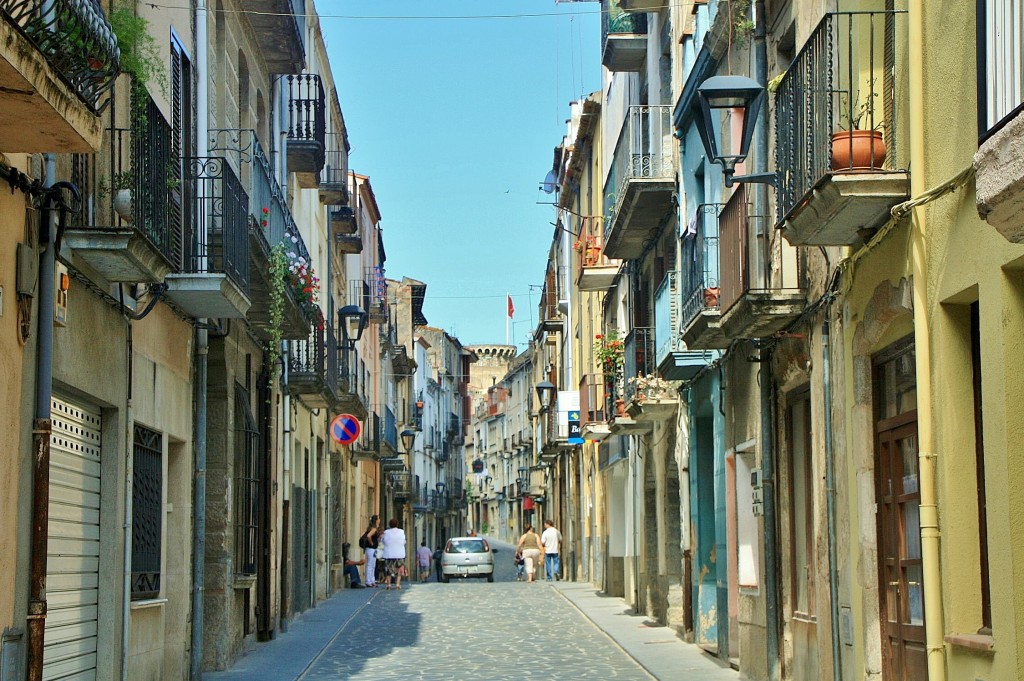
xmin=832 ymin=90 xmax=886 ymax=171
xmin=101 ymin=171 xmax=135 ymax=222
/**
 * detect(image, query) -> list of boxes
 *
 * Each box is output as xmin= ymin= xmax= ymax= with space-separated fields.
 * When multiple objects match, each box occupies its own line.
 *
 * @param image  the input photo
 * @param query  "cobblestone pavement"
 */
xmin=297 ymin=544 xmax=652 ymax=681
xmin=207 ymin=537 xmax=736 ymax=681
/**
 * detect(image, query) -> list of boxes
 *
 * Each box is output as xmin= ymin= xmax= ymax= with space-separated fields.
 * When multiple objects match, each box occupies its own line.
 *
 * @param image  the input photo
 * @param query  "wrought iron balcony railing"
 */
xmin=1 ymin=0 xmax=120 ymax=111
xmin=287 ymin=73 xmax=326 ymax=149
xmin=321 ymin=131 xmax=349 ymax=204
xmin=680 ymin=204 xmax=724 ymax=330
xmin=623 ymin=326 xmax=655 ymax=403
xmin=183 ymin=157 xmax=250 ymax=294
xmin=67 ymin=95 xmax=181 ymax=267
xmin=208 ymin=128 xmax=311 ymax=262
xmin=289 ymin=322 xmax=339 ymax=402
xmin=604 ymin=105 xmax=674 ymax=223
xmin=774 ymin=10 xmax=908 ymax=225
xmin=601 ymin=0 xmax=647 ymax=71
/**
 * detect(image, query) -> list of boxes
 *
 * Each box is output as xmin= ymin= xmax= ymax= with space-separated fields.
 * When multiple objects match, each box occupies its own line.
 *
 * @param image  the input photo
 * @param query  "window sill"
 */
xmin=233 ymin=574 xmax=257 ymax=590
xmin=944 ymin=633 xmax=995 ymax=653
xmin=129 ymin=598 xmax=167 ymax=611
xmin=791 ymin=613 xmax=817 ymax=624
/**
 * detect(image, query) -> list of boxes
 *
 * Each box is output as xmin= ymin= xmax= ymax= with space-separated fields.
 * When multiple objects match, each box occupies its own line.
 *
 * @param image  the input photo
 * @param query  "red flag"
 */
xmin=507 ymin=294 xmax=515 ymax=319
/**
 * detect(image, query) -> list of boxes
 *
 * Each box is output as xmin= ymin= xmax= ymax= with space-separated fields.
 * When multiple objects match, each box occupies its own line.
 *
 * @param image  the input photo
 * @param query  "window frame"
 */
xmin=977 ymin=0 xmax=1024 ymax=141
xmin=785 ymin=388 xmax=816 ymax=617
xmin=131 ymin=423 xmax=163 ymax=601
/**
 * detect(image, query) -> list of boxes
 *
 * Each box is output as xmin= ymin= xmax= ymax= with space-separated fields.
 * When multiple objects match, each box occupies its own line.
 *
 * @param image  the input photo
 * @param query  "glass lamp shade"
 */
xmin=695 ymin=75 xmax=765 ymax=172
xmin=535 ymin=380 xmax=556 ymax=411
xmin=400 ymin=429 xmax=416 ymax=453
xmin=338 ymin=304 xmax=368 ymax=346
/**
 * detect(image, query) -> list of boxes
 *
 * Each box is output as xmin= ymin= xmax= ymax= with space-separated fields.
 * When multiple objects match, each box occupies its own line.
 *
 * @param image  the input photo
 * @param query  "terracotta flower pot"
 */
xmin=830 ymin=130 xmax=886 ymax=171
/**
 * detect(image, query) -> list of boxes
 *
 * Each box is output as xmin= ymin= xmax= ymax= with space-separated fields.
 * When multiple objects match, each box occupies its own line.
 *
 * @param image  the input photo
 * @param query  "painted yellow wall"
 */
xmin=919 ymin=2 xmax=1024 ymax=679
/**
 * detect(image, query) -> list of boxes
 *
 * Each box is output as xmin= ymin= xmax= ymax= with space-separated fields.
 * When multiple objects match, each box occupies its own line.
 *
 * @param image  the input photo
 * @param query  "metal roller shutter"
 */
xmin=45 ymin=396 xmax=102 ymax=681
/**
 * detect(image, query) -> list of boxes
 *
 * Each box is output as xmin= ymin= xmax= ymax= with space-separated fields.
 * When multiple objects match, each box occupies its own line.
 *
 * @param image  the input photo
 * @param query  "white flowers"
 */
xmin=627 ymin=373 xmax=678 ymax=400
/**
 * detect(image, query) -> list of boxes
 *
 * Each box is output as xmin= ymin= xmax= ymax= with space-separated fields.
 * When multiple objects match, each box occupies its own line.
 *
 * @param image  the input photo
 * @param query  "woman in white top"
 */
xmin=380 ymin=518 xmax=407 ymax=590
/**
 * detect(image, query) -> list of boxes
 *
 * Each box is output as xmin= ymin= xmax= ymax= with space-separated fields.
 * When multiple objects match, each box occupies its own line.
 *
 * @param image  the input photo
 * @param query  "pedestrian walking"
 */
xmin=360 ymin=515 xmax=380 ymax=588
xmin=341 ymin=543 xmax=366 ymax=588
xmin=514 ymin=550 xmax=525 ymax=581
xmin=381 ymin=518 xmax=407 ymax=590
xmin=416 ymin=541 xmax=432 ymax=582
xmin=516 ymin=523 xmax=542 ymax=583
xmin=433 ymin=544 xmax=444 ymax=582
xmin=541 ymin=519 xmax=563 ymax=582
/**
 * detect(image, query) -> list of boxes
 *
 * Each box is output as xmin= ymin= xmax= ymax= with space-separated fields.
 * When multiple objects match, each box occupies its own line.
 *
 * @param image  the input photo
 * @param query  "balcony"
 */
xmin=288 ymin=323 xmax=339 ymax=409
xmin=351 ymin=411 xmax=380 ymax=461
xmin=0 ymin=0 xmax=119 ymax=152
xmin=575 ymin=219 xmax=619 ymax=291
xmin=975 ymin=0 xmax=1024 ymax=242
xmin=681 ymin=203 xmax=729 ymax=349
xmin=63 ymin=99 xmax=177 ymax=284
xmin=355 ymin=267 xmax=389 ymax=323
xmin=164 ymin=157 xmax=251 ymax=318
xmin=337 ymin=350 xmax=369 ymax=420
xmin=655 ymin=271 xmax=714 ymax=381
xmin=603 ymin=105 xmax=675 ymax=260
xmin=390 ymin=471 xmax=412 ymax=502
xmin=209 ymin=129 xmax=311 ymax=338
xmin=601 ymin=2 xmax=647 ymax=72
xmin=580 ymin=373 xmax=610 ymax=442
xmin=718 ymin=186 xmax=805 ymax=339
xmin=245 ymin=0 xmax=304 ymax=74
xmin=775 ymin=11 xmax=910 ymax=246
xmin=381 ymin=406 xmax=399 ymax=455
xmin=331 ymin=206 xmax=357 ymax=238
xmin=320 ymin=131 xmax=350 ymax=205
xmin=286 ymin=73 xmax=326 ymax=188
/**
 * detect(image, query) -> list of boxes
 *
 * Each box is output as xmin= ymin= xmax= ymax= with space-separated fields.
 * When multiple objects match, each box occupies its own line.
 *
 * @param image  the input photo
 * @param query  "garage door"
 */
xmin=45 ymin=396 xmax=102 ymax=681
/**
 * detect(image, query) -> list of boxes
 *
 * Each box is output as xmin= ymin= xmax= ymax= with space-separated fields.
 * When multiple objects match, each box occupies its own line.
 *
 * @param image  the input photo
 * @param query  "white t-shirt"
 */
xmin=541 ymin=526 xmax=562 ymax=554
xmin=381 ymin=527 xmax=406 ymax=559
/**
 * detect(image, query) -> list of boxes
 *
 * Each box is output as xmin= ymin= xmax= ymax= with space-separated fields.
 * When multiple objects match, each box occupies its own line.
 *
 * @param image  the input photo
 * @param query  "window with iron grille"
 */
xmin=132 ymin=424 xmax=163 ymax=600
xmin=235 ymin=385 xmax=260 ymax=576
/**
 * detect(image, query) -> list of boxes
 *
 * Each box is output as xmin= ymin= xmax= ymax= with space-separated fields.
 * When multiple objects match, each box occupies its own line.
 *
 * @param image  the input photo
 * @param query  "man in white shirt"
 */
xmin=541 ymin=519 xmax=563 ymax=582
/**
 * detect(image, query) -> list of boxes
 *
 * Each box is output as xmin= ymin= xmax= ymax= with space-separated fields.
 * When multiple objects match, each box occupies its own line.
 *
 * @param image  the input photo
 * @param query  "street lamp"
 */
xmin=518 ymin=466 xmax=528 ymax=479
xmin=338 ymin=304 xmax=368 ymax=349
xmin=400 ymin=428 xmax=416 ymax=454
xmin=484 ymin=475 xmax=493 ymax=488
xmin=535 ymin=380 xmax=556 ymax=413
xmin=693 ymin=75 xmax=776 ymax=188
xmin=436 ymin=481 xmax=446 ymax=494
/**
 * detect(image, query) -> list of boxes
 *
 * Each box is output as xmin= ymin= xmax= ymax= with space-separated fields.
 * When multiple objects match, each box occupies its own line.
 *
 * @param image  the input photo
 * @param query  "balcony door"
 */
xmin=874 ymin=341 xmax=926 ymax=681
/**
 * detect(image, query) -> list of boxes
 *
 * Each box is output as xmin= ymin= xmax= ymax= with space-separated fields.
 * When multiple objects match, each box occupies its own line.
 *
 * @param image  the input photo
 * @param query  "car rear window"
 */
xmin=447 ymin=539 xmax=487 ymax=553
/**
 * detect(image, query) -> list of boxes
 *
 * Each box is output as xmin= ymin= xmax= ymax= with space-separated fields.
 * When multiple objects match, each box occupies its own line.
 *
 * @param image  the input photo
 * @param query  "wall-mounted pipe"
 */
xmin=822 ymin=321 xmax=843 ymax=681
xmin=26 ymin=154 xmax=58 ymax=681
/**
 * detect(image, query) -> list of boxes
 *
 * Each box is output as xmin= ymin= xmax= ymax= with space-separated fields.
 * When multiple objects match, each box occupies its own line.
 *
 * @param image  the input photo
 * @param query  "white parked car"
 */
xmin=440 ymin=537 xmax=495 ymax=582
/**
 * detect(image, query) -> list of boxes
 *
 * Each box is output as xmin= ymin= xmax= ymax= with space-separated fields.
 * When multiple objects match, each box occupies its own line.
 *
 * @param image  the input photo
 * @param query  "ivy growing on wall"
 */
xmin=266 ymin=243 xmax=288 ymax=374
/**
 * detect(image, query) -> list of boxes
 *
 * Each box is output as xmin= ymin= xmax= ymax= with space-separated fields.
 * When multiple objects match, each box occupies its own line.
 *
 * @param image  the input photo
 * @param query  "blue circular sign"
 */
xmin=330 ymin=413 xmax=361 ymax=445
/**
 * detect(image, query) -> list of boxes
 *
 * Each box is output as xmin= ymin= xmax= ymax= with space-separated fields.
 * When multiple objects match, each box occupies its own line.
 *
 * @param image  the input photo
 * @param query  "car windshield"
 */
xmin=446 ymin=539 xmax=487 ymax=553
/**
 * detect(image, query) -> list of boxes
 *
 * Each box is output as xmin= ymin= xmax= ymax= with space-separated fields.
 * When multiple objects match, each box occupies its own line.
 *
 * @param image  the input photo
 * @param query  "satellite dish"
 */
xmin=540 ymin=170 xmax=557 ymax=194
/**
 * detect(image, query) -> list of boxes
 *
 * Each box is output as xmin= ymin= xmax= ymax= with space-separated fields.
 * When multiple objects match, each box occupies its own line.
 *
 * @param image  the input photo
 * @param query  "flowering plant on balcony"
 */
xmin=628 ymin=374 xmax=678 ymax=401
xmin=288 ymin=259 xmax=320 ymax=318
xmin=594 ymin=332 xmax=624 ymax=372
xmin=261 ymin=206 xmax=269 ymax=228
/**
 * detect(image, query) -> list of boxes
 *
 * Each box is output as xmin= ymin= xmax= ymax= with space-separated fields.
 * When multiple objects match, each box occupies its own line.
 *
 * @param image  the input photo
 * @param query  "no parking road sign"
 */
xmin=330 ymin=413 xmax=362 ymax=446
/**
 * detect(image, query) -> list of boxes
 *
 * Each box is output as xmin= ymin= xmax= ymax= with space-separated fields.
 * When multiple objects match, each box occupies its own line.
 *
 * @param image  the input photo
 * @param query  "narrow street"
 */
xmin=205 ymin=540 xmax=737 ymax=681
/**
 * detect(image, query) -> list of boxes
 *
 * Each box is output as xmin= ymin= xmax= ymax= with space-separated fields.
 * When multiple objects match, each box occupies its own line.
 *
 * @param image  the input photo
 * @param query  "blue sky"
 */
xmin=321 ymin=1 xmax=601 ymax=349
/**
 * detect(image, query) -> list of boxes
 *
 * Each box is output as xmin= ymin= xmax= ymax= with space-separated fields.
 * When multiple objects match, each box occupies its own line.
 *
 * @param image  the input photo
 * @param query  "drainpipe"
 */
xmin=907 ymin=1 xmax=945 ymax=678
xmin=759 ymin=353 xmax=780 ymax=681
xmin=280 ymin=348 xmax=291 ymax=632
xmin=121 ymin=321 xmax=134 ymax=681
xmin=26 ymin=154 xmax=58 ymax=681
xmin=822 ymin=321 xmax=843 ymax=681
xmin=753 ymin=2 xmax=780 ymax=679
xmin=190 ymin=2 xmax=210 ymax=678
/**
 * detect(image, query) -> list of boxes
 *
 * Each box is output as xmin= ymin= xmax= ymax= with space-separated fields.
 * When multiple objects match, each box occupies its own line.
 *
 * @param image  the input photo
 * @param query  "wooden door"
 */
xmin=876 ymin=411 xmax=927 ymax=681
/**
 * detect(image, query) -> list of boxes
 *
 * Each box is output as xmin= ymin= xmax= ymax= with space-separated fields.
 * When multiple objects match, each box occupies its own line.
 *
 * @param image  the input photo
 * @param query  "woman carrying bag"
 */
xmin=360 ymin=515 xmax=380 ymax=588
